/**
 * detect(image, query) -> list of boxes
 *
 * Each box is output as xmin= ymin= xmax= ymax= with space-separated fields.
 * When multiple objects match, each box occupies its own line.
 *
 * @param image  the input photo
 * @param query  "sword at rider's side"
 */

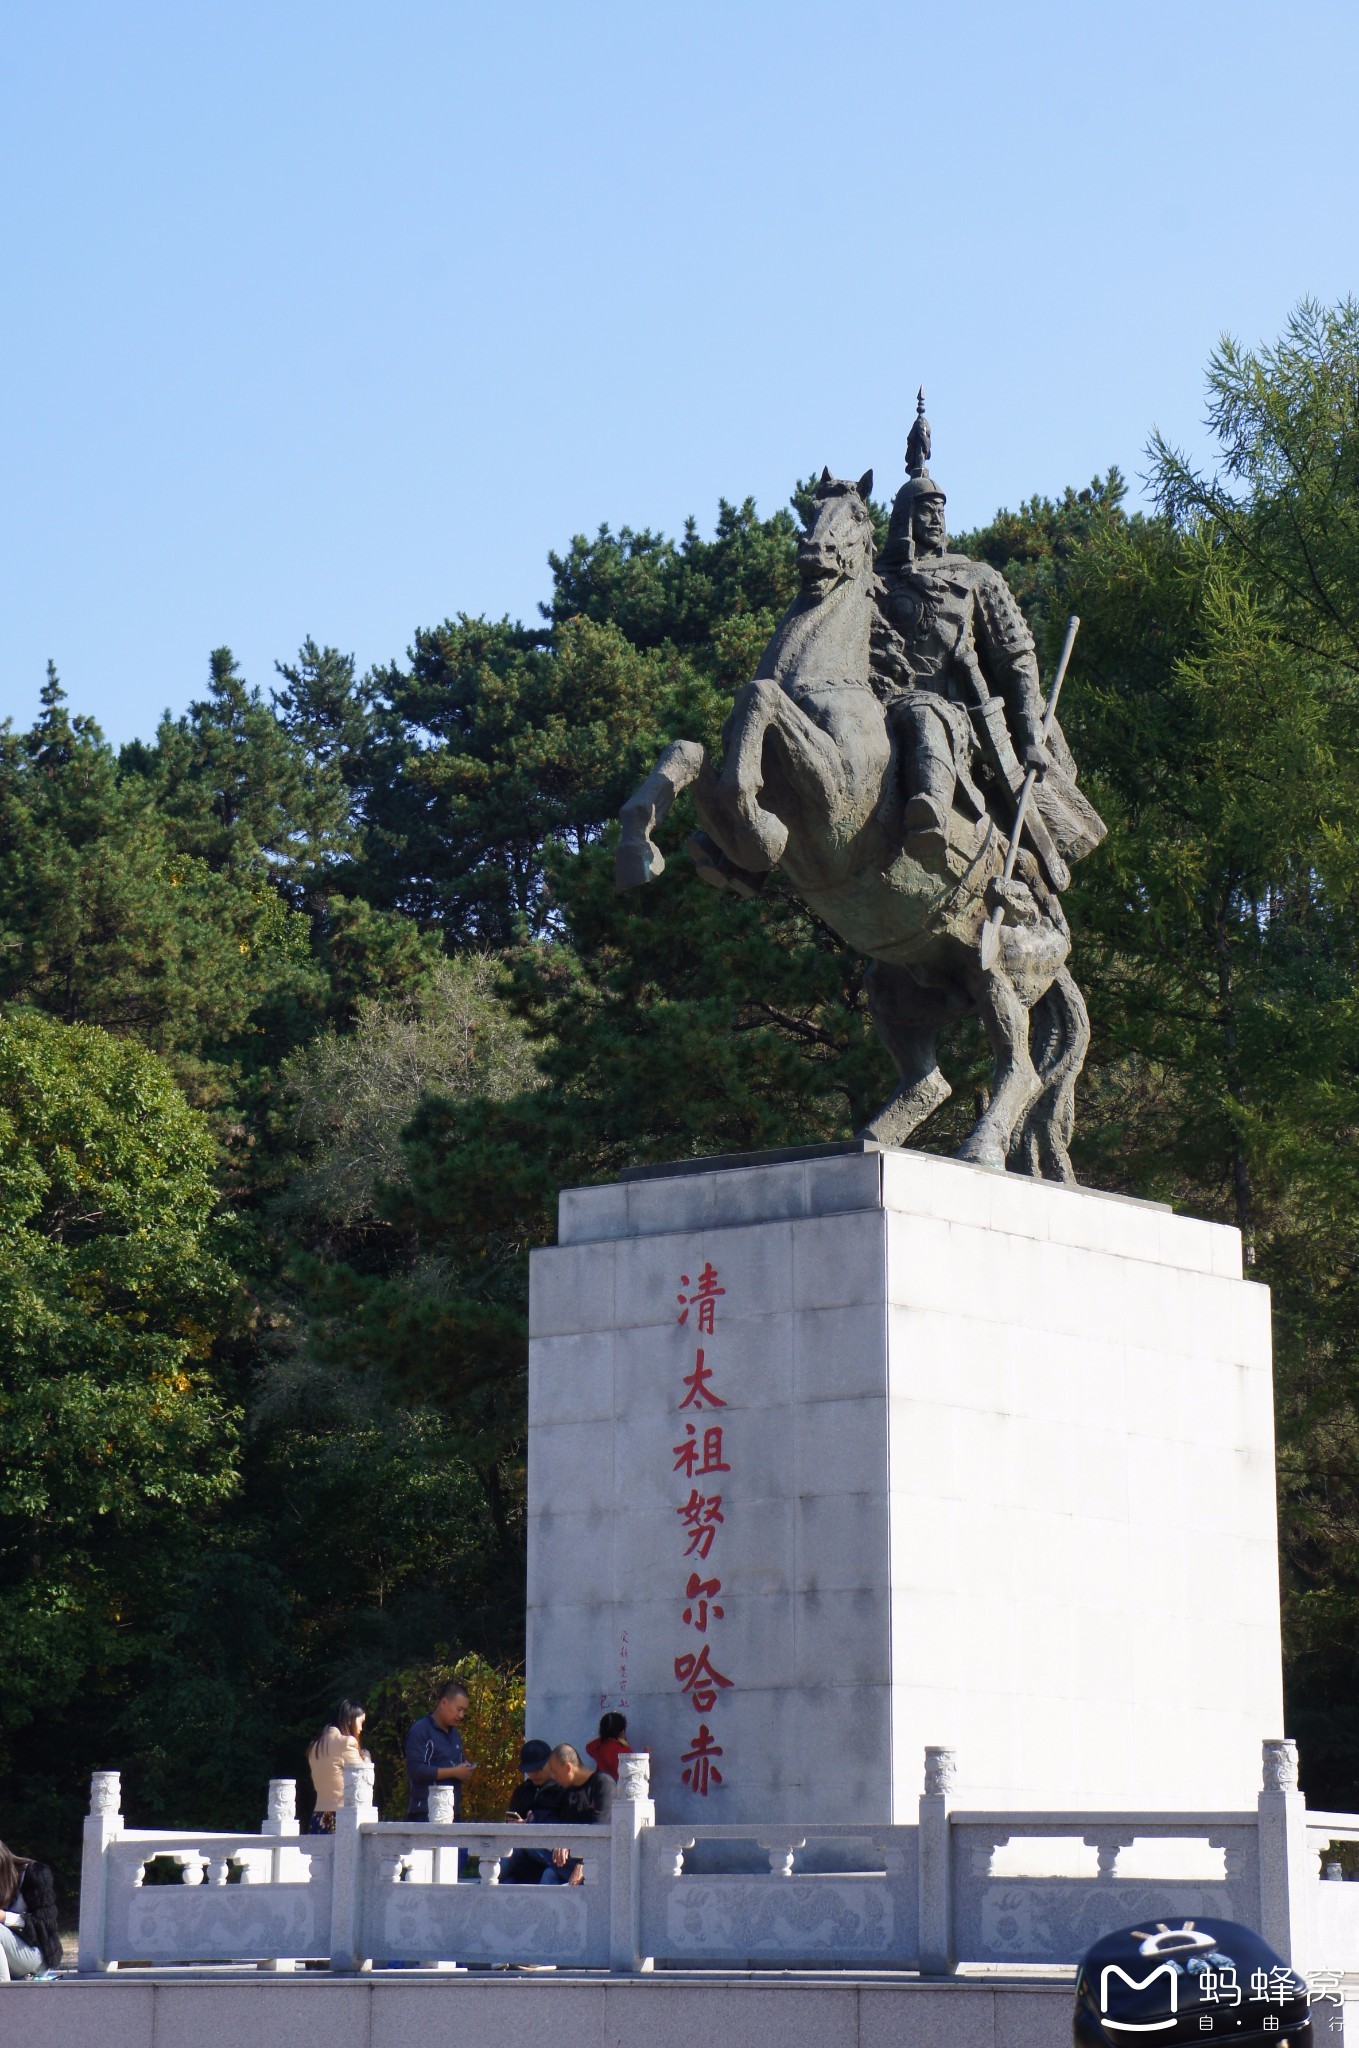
xmin=978 ymin=613 xmax=1081 ymax=975
xmin=951 ymin=620 xmax=1071 ymax=897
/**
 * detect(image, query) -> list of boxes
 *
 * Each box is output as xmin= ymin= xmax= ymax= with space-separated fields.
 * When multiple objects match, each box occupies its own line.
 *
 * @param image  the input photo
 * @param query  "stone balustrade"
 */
xmin=76 ymin=1743 xmax=1356 ymax=1976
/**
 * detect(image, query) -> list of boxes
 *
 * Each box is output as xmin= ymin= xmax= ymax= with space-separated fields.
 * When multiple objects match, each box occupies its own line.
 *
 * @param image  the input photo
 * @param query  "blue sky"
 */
xmin=3 ymin=0 xmax=1358 ymax=744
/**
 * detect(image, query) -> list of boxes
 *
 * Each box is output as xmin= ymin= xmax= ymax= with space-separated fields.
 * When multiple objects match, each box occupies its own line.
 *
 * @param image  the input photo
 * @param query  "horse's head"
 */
xmin=798 ymin=467 xmax=875 ymax=595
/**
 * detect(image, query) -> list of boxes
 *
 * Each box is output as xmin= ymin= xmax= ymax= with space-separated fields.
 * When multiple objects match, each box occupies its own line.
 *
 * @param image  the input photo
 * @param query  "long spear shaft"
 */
xmin=978 ymin=613 xmax=1081 ymax=973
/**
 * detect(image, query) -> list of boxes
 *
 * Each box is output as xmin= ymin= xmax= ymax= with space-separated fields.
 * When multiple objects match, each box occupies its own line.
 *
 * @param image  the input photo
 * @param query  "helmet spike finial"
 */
xmin=905 ymin=386 xmax=932 ymax=479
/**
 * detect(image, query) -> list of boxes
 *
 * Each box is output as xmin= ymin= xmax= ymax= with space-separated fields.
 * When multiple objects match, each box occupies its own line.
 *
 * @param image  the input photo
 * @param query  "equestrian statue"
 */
xmin=615 ymin=394 xmax=1106 ymax=1181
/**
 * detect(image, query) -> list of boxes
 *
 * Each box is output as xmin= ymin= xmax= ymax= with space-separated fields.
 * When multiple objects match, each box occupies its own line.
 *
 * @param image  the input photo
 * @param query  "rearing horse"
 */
xmin=616 ymin=469 xmax=1090 ymax=1180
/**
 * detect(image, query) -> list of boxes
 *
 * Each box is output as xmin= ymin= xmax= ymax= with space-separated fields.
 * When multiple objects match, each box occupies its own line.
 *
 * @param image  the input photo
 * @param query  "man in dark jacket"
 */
xmin=403 ymin=1679 xmax=477 ymax=1821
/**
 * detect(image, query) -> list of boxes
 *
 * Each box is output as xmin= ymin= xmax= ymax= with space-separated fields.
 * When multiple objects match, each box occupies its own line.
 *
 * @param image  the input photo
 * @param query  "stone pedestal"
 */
xmin=526 ymin=1145 xmax=1283 ymax=1824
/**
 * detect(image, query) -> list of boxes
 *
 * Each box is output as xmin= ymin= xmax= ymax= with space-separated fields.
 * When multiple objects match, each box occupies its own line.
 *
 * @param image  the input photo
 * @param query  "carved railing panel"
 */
xmin=358 ymin=1822 xmax=611 ymax=1968
xmin=639 ymin=1824 xmax=920 ymax=1966
xmin=102 ymin=1834 xmax=332 ymax=1964
xmin=950 ymin=1816 xmax=1259 ymax=1966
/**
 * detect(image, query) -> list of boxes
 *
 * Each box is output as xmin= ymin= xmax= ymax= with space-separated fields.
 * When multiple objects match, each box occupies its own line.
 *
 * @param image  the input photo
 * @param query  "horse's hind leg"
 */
xmin=956 ymin=967 xmax=1042 ymax=1172
xmin=856 ymin=962 xmax=953 ymax=1146
xmin=1007 ymin=969 xmax=1090 ymax=1182
xmin=617 ymin=740 xmax=707 ymax=888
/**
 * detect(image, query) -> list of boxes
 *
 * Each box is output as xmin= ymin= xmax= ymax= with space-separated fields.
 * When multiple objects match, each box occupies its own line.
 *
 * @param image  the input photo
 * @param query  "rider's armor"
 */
xmin=873 ymin=393 xmax=1104 ymax=877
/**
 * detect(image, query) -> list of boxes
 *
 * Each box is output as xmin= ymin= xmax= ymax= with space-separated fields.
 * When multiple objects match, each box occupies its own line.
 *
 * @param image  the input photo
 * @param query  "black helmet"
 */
xmin=1074 ymin=1918 xmax=1312 ymax=2047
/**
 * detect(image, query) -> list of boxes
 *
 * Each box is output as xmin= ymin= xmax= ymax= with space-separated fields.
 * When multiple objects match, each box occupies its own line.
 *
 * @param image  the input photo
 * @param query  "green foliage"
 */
xmin=357 ymin=615 xmax=721 ymax=944
xmin=279 ymin=956 xmax=539 ymax=1235
xmin=285 ymin=960 xmax=549 ymax=1567
xmin=1150 ymin=298 xmax=1359 ymax=676
xmin=127 ymin=646 xmax=354 ymax=891
xmin=0 ymin=675 xmax=316 ymax=1084
xmin=1130 ymin=300 xmax=1359 ymax=1799
xmin=0 ymin=1008 xmax=238 ymax=1740
xmin=544 ymin=495 xmax=801 ymax=655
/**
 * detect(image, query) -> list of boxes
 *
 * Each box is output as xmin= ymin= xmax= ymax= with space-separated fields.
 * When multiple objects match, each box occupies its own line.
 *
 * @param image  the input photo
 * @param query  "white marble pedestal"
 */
xmin=526 ymin=1145 xmax=1283 ymax=1825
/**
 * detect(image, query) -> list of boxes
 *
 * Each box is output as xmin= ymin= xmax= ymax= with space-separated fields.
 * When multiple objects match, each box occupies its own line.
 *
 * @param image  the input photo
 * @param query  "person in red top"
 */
xmin=585 ymin=1711 xmax=632 ymax=1781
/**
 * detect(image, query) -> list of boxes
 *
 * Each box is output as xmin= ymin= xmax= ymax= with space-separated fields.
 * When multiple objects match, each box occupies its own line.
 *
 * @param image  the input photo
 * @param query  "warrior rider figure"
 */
xmin=873 ymin=391 xmax=1105 ymax=889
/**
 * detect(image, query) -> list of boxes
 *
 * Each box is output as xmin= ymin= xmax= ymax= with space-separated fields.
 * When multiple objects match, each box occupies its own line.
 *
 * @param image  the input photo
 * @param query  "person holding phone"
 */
xmin=501 ymin=1739 xmax=564 ymax=1885
xmin=404 ymin=1679 xmax=477 ymax=1821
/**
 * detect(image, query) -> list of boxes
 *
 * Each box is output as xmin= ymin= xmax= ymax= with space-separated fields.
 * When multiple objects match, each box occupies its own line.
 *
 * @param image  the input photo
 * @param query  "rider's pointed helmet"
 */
xmin=905 ymin=387 xmax=933 ymax=480
xmin=885 ymin=387 xmax=946 ymax=566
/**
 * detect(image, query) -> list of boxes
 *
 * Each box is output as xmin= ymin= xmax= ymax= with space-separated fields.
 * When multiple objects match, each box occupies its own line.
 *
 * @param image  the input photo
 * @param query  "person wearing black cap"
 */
xmin=500 ymin=1739 xmax=564 ymax=1884
xmin=506 ymin=1740 xmax=557 ymax=1820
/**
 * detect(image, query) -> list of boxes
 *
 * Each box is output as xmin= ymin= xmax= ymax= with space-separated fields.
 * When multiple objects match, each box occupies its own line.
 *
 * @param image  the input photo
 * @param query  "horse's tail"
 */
xmin=1007 ymin=968 xmax=1090 ymax=1184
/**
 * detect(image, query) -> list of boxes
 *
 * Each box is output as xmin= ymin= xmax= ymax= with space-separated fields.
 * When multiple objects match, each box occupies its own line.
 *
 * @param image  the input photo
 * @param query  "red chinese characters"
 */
xmin=681 ymin=1573 xmax=724 ymax=1632
xmin=674 ymin=1644 xmax=734 ymax=1712
xmin=680 ymin=1722 xmax=724 ymax=1796
xmin=677 ymin=1262 xmax=726 ymax=1335
xmin=672 ymin=1421 xmax=731 ymax=1476
xmin=671 ymin=1261 xmax=733 ymax=1793
xmin=679 ymin=1349 xmax=725 ymax=1410
xmin=677 ymin=1489 xmax=724 ymax=1560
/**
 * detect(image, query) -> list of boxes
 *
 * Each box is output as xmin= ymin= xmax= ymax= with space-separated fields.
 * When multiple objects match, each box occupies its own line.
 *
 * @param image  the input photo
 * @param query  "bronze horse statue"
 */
xmin=616 ymin=469 xmax=1093 ymax=1180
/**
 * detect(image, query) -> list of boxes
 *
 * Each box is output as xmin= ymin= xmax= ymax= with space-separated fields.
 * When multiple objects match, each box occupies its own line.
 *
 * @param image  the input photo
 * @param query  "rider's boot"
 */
xmin=686 ymin=832 xmax=767 ymax=900
xmin=900 ymin=745 xmax=955 ymax=871
xmin=902 ymin=791 xmax=951 ymax=871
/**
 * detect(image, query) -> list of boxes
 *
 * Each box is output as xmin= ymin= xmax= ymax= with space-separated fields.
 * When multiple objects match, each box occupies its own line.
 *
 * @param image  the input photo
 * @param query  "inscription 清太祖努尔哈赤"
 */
xmin=672 ymin=1261 xmax=731 ymax=1795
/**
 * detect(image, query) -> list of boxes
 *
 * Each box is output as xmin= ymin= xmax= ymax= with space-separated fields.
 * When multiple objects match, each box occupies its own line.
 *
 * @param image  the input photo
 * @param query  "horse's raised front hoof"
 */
xmin=686 ymin=832 xmax=765 ymax=900
xmin=616 ymin=836 xmax=665 ymax=889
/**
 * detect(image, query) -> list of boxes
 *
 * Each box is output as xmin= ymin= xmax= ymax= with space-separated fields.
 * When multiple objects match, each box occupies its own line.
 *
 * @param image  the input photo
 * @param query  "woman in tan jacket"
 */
xmin=307 ymin=1700 xmax=368 ymax=1833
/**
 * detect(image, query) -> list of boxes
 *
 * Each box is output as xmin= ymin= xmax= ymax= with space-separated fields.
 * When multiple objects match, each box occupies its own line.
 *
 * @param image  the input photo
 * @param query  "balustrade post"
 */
xmin=260 ymin=1778 xmax=299 ymax=1971
xmin=423 ymin=1783 xmax=461 ymax=1969
xmin=610 ymin=1751 xmax=655 ymax=1973
xmin=78 ymin=1772 xmax=123 ymax=1974
xmin=330 ymin=1761 xmax=377 ymax=1973
xmin=262 ymin=1778 xmax=298 ymax=1838
xmin=1258 ymin=1739 xmax=1313 ymax=1973
xmin=427 ymin=1783 xmax=460 ymax=1887
xmin=918 ymin=1745 xmax=956 ymax=1975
